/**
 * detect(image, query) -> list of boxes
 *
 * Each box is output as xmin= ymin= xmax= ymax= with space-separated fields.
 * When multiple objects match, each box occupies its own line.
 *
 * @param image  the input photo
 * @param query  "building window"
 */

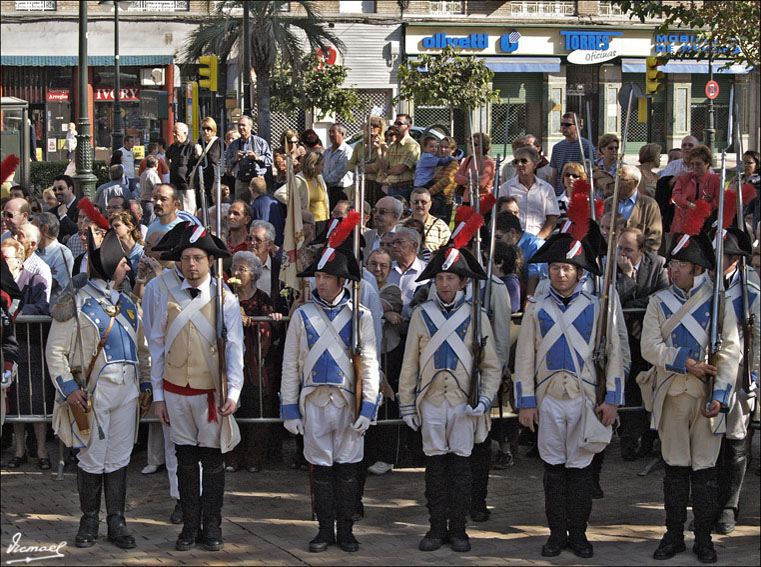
xmin=339 ymin=0 xmax=375 ymax=13
xmin=598 ymin=1 xmax=624 ymax=16
xmin=511 ymin=1 xmax=574 ymax=16
xmin=213 ymin=0 xmax=288 ymax=13
xmin=14 ymin=1 xmax=56 ymax=10
xmin=430 ymin=1 xmax=464 ymax=16
xmin=126 ymin=1 xmax=189 ymax=11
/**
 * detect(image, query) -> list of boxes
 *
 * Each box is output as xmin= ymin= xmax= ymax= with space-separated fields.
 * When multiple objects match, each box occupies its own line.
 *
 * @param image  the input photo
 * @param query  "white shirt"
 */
xmin=658 ymin=158 xmax=691 ymax=179
xmin=22 ymin=253 xmax=52 ymax=301
xmin=36 ymin=239 xmax=74 ymax=296
xmin=256 ymin=255 xmax=272 ymax=297
xmin=388 ymin=257 xmax=428 ymax=319
xmin=497 ymin=175 xmax=560 ymax=236
xmin=145 ymin=272 xmax=244 ymax=404
xmin=119 ymin=146 xmax=136 ymax=179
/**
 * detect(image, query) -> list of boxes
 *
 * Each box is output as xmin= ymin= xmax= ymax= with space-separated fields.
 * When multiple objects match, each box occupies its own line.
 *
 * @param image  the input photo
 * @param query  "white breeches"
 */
xmin=658 ymin=392 xmax=722 ymax=470
xmin=538 ymin=394 xmax=595 ymax=469
xmin=303 ymin=401 xmax=364 ymax=466
xmin=77 ymin=379 xmax=138 ymax=474
xmin=164 ymin=390 xmax=221 ymax=449
xmin=420 ymin=400 xmax=475 ymax=457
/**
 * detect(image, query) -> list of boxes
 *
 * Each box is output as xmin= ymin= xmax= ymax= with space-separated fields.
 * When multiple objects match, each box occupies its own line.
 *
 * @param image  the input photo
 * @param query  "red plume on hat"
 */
xmin=79 ymin=198 xmax=110 ymax=231
xmin=683 ymin=199 xmax=711 ymax=236
xmin=573 ymin=177 xmax=592 ymax=198
xmin=595 ymin=199 xmax=604 ymax=219
xmin=566 ymin=189 xmax=591 ymax=242
xmin=453 ymin=212 xmax=484 ymax=249
xmin=328 ymin=210 xmax=360 ymax=249
xmin=1 ymin=154 xmax=20 ymax=183
xmin=479 ymin=193 xmax=496 ymax=213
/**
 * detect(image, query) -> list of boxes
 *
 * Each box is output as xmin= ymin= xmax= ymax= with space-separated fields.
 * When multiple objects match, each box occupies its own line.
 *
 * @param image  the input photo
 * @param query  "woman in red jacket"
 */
xmin=670 ymin=144 xmax=720 ymax=234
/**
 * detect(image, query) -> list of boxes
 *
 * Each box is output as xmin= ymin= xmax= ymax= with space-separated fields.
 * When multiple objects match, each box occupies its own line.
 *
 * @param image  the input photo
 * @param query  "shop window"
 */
xmin=510 ymin=1 xmax=574 ymax=16
xmin=339 ymin=0 xmax=375 ymax=13
xmin=14 ymin=1 xmax=56 ymax=10
xmin=126 ymin=1 xmax=189 ymax=11
xmin=598 ymin=1 xmax=624 ymax=16
xmin=430 ymin=1 xmax=464 ymax=16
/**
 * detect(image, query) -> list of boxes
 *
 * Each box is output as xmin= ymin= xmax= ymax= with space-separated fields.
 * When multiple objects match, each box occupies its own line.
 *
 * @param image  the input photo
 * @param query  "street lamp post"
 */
xmin=111 ymin=2 xmax=124 ymax=152
xmin=242 ymin=4 xmax=251 ymax=116
xmin=73 ymin=1 xmax=98 ymax=200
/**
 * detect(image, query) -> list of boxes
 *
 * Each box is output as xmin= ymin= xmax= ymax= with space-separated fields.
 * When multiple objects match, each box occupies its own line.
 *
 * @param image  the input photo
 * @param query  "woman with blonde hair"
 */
xmin=42 ymin=187 xmax=58 ymax=212
xmin=275 ymin=151 xmax=330 ymax=233
xmin=558 ymin=162 xmax=588 ymax=224
xmin=192 ymin=116 xmax=222 ymax=205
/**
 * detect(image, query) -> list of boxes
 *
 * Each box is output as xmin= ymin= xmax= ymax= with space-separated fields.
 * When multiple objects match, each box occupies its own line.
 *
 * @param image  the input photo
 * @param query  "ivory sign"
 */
xmin=567 ymin=49 xmax=618 ymax=65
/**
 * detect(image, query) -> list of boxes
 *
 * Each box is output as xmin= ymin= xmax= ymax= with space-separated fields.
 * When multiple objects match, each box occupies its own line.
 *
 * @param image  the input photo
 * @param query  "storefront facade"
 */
xmin=405 ymin=23 xmax=754 ymax=156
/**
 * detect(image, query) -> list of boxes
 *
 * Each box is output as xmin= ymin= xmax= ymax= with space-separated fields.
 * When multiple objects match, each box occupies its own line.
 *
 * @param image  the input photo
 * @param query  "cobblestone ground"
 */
xmin=1 ymin=435 xmax=759 ymax=566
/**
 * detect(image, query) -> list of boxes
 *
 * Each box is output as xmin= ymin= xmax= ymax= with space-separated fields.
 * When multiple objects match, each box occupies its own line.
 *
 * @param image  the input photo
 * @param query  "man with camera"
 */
xmin=225 ymin=115 xmax=273 ymax=200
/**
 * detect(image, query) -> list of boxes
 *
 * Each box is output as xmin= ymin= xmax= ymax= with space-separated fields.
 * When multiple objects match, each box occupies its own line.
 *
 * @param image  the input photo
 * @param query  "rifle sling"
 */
xmin=85 ymin=315 xmax=115 ymax=385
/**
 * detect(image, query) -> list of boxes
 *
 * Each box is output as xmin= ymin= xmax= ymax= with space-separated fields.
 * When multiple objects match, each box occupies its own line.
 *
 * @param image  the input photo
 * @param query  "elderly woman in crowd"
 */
xmin=225 ymin=251 xmax=282 ymax=473
xmin=670 ymin=144 xmax=720 ymax=234
xmin=637 ymin=143 xmax=661 ymax=198
xmin=497 ymin=146 xmax=559 ymax=239
xmin=2 ymin=238 xmax=52 ymax=471
xmin=593 ymin=133 xmax=621 ymax=198
xmin=455 ymin=133 xmax=495 ymax=202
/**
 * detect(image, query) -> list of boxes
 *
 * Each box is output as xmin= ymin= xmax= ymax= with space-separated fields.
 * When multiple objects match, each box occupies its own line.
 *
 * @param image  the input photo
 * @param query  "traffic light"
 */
xmin=646 ymin=56 xmax=665 ymax=95
xmin=198 ymin=55 xmax=218 ymax=92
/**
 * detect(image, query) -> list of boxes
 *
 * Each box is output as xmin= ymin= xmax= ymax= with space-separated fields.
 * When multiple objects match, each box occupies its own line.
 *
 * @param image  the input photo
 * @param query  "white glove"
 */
xmin=351 ymin=415 xmax=371 ymax=434
xmin=403 ymin=414 xmax=420 ymax=431
xmin=465 ymin=401 xmax=488 ymax=417
xmin=284 ymin=418 xmax=304 ymax=436
xmin=194 ymin=143 xmax=203 ymax=157
xmin=1 ymin=362 xmax=17 ymax=390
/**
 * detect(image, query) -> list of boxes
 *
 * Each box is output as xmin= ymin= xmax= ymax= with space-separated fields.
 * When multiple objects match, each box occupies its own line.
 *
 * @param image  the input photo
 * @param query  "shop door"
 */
xmin=46 ymin=101 xmax=71 ymax=161
xmin=565 ymin=64 xmax=600 ymax=147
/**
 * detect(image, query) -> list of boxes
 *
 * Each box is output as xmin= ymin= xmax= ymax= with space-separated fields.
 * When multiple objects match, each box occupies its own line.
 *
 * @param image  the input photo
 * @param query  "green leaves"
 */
xmin=614 ymin=0 xmax=759 ymax=69
xmin=270 ymin=54 xmax=366 ymax=122
xmin=396 ymin=45 xmax=500 ymax=113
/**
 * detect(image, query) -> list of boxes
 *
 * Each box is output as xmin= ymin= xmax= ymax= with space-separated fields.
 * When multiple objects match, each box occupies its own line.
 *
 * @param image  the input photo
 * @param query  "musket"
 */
xmin=484 ymin=154 xmax=501 ymax=317
xmin=707 ymin=86 xmax=734 ymax=402
xmin=468 ymin=169 xmax=485 ymax=408
xmin=351 ymin=164 xmax=364 ymax=420
xmin=592 ymin=83 xmax=636 ymax=408
xmin=215 ymin=163 xmax=228 ymax=406
xmin=198 ymin=164 xmax=209 ymax=230
xmin=572 ymin=112 xmax=594 ymax=193
xmin=585 ymin=100 xmax=597 ymax=222
xmin=732 ymin=91 xmax=754 ymax=393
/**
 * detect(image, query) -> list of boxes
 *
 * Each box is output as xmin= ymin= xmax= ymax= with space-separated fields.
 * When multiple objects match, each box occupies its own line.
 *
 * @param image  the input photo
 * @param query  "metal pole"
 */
xmin=73 ymin=1 xmax=97 ymax=201
xmin=242 ymin=5 xmax=251 ymax=116
xmin=705 ymin=54 xmax=716 ymax=158
xmin=111 ymin=5 xmax=124 ymax=152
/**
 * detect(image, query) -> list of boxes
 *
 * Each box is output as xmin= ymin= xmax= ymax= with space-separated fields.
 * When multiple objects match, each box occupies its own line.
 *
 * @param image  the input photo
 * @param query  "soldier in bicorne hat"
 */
xmin=514 ymin=222 xmax=624 ymax=560
xmin=46 ymin=228 xmax=151 ymax=550
xmin=641 ymin=223 xmax=741 ymax=563
xmin=148 ymin=223 xmax=245 ymax=552
xmin=279 ymin=213 xmax=380 ymax=554
xmin=398 ymin=238 xmax=501 ymax=553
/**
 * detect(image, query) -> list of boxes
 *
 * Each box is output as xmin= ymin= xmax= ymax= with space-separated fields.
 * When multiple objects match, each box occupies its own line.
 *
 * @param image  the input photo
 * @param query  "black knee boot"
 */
xmin=104 ymin=466 xmax=136 ymax=549
xmin=591 ymin=450 xmax=605 ymax=498
xmin=199 ymin=447 xmax=225 ymax=552
xmin=309 ymin=465 xmax=335 ymax=552
xmin=335 ymin=462 xmax=361 ymax=552
xmin=716 ymin=438 xmax=746 ymax=534
xmin=653 ymin=464 xmax=689 ymax=560
xmin=75 ymin=469 xmax=103 ymax=548
xmin=420 ymin=455 xmax=448 ymax=551
xmin=469 ymin=441 xmax=491 ymax=522
xmin=175 ymin=444 xmax=201 ymax=551
xmin=691 ymin=467 xmax=719 ymax=563
xmin=541 ymin=462 xmax=567 ymax=557
xmin=566 ymin=465 xmax=594 ymax=558
xmin=354 ymin=459 xmax=368 ymax=521
xmin=447 ymin=454 xmax=472 ymax=552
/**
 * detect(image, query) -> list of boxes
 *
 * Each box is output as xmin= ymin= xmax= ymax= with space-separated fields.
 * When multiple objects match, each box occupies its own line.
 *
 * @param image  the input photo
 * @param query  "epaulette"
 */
xmin=527 ymin=296 xmax=537 ymax=304
xmin=51 ymin=290 xmax=77 ymax=322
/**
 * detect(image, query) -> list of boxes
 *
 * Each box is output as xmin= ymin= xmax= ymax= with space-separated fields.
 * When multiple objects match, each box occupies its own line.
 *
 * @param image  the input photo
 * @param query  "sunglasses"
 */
xmin=605 ymin=145 xmax=619 ymax=151
xmin=560 ymin=122 xmax=574 ymax=128
xmin=512 ymin=158 xmax=530 ymax=165
xmin=393 ymin=121 xmax=406 ymax=126
xmin=202 ymin=126 xmax=213 ymax=131
xmin=565 ymin=172 xmax=581 ymax=179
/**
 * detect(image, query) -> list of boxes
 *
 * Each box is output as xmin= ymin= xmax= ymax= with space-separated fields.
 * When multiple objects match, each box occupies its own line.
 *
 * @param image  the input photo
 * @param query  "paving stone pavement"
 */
xmin=1 ymin=435 xmax=759 ymax=566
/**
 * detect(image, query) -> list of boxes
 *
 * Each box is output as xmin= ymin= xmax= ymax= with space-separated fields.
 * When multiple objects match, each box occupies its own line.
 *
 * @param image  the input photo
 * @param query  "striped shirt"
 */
xmin=549 ymin=137 xmax=596 ymax=196
xmin=429 ymin=158 xmax=459 ymax=203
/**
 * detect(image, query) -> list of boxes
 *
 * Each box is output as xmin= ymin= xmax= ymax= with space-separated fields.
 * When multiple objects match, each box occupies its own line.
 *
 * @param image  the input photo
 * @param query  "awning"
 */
xmin=0 ymin=55 xmax=175 ymax=67
xmin=408 ymin=56 xmax=561 ymax=73
xmin=621 ymin=58 xmax=751 ymax=74
xmin=483 ymin=57 xmax=561 ymax=73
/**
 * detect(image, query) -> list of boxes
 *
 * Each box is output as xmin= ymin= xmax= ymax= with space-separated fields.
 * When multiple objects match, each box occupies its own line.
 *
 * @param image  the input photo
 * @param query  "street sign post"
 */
xmin=706 ymin=80 xmax=720 ymax=100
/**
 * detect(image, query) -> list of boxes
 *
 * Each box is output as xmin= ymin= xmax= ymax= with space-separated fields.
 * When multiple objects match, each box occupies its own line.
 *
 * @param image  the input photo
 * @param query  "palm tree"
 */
xmin=182 ymin=0 xmax=343 ymax=143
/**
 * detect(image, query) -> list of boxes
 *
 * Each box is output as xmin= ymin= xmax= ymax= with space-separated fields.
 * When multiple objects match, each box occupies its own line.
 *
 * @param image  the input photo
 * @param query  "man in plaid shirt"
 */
xmin=378 ymin=114 xmax=420 ymax=201
xmin=399 ymin=188 xmax=451 ymax=252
